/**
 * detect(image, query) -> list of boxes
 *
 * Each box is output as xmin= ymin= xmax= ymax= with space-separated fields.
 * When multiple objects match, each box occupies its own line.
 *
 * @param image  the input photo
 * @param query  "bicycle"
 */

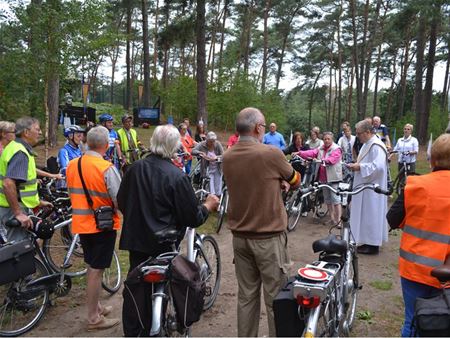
xmin=285 ymin=157 xmax=328 ymax=232
xmin=278 ymin=183 xmax=390 ymax=337
xmin=389 ymin=150 xmax=416 ymax=195
xmin=132 ymin=203 xmax=221 ymax=336
xmin=215 ymin=183 xmax=228 ymax=234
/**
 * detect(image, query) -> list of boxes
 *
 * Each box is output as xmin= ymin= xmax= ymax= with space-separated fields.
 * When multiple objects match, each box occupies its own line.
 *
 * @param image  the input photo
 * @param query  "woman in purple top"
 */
xmin=297 ymin=132 xmax=343 ymax=226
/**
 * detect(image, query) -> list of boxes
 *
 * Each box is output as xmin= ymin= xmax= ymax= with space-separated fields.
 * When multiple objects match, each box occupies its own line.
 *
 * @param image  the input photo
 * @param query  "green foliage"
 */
xmin=357 ymin=310 xmax=373 ymax=322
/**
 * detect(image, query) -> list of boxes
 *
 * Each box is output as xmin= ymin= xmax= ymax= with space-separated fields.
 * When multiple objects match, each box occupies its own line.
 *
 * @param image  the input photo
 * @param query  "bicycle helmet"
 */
xmin=121 ymin=114 xmax=133 ymax=123
xmin=63 ymin=125 xmax=85 ymax=138
xmin=99 ymin=113 xmax=114 ymax=123
xmin=30 ymin=216 xmax=54 ymax=240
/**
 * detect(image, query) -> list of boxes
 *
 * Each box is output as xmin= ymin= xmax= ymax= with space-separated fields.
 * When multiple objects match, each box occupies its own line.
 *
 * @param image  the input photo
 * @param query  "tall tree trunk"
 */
xmin=413 ymin=14 xmax=426 ymax=136
xmin=126 ymin=0 xmax=132 ymax=112
xmin=196 ymin=0 xmax=207 ymax=124
xmin=152 ymin=0 xmax=159 ymax=79
xmin=362 ymin=0 xmax=382 ymax=115
xmin=420 ymin=11 xmax=439 ymax=143
xmin=440 ymin=40 xmax=450 ymax=114
xmin=308 ymin=68 xmax=324 ymax=131
xmin=142 ymin=0 xmax=151 ymax=106
xmin=217 ymin=0 xmax=229 ymax=80
xmin=47 ymin=73 xmax=59 ymax=148
xmin=349 ymin=0 xmax=362 ymax=120
xmin=347 ymin=58 xmax=354 ymax=122
xmin=337 ymin=0 xmax=342 ymax=128
xmin=261 ymin=0 xmax=271 ymax=93
xmin=373 ymin=43 xmax=382 ymax=117
xmin=385 ymin=52 xmax=398 ymax=122
xmin=398 ymin=32 xmax=411 ymax=117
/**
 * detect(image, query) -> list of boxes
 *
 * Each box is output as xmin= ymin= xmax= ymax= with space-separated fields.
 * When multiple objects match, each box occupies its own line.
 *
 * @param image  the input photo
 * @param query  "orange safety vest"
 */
xmin=399 ymin=170 xmax=450 ymax=288
xmin=66 ymin=155 xmax=120 ymax=234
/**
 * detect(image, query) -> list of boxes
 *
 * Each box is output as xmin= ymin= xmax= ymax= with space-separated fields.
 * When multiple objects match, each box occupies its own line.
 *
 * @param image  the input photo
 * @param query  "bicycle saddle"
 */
xmin=312 ymin=234 xmax=348 ymax=255
xmin=154 ymin=229 xmax=179 ymax=245
xmin=431 ymin=265 xmax=450 ymax=283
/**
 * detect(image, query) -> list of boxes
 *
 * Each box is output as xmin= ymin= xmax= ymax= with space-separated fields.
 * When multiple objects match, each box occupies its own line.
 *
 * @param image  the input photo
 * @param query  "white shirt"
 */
xmin=393 ymin=136 xmax=419 ymax=164
xmin=337 ymin=134 xmax=356 ymax=163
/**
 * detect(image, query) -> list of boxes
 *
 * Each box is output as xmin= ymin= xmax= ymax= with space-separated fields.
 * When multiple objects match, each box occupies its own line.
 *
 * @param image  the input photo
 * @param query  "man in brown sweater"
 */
xmin=222 ymin=107 xmax=301 ymax=337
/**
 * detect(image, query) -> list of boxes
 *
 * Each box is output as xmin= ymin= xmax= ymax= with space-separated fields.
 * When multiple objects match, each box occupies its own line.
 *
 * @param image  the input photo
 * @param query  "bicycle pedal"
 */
xmin=60 ymin=263 xmax=72 ymax=269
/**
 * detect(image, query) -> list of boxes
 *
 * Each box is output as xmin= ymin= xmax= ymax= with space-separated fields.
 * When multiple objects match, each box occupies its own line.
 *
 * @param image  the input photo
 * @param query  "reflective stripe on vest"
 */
xmin=66 ymin=155 xmax=120 ymax=234
xmin=399 ymin=171 xmax=450 ymax=288
xmin=0 ymin=140 xmax=40 ymax=208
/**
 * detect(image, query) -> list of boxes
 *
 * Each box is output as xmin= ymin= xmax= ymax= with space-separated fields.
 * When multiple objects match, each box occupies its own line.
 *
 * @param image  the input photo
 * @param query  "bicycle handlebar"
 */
xmin=299 ymin=183 xmax=390 ymax=199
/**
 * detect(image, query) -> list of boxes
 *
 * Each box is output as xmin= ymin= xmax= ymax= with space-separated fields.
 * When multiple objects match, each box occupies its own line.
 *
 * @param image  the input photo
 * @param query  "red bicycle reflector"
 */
xmin=143 ymin=271 xmax=167 ymax=283
xmin=296 ymin=295 xmax=321 ymax=308
xmin=298 ymin=267 xmax=328 ymax=281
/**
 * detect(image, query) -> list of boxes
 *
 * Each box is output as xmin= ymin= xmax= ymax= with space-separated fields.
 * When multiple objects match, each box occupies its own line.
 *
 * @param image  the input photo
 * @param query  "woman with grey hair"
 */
xmin=0 ymin=121 xmax=16 ymax=155
xmin=192 ymin=131 xmax=224 ymax=195
xmin=150 ymin=124 xmax=181 ymax=159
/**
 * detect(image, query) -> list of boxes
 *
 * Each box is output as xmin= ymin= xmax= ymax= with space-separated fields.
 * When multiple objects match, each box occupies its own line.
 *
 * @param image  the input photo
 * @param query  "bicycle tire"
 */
xmin=216 ymin=189 xmax=228 ymax=234
xmin=43 ymin=226 xmax=86 ymax=277
xmin=101 ymin=251 xmax=122 ymax=294
xmin=0 ymin=258 xmax=50 ymax=337
xmin=196 ymin=235 xmax=221 ymax=311
xmin=314 ymin=190 xmax=328 ymax=218
xmin=287 ymin=193 xmax=302 ymax=232
xmin=343 ymin=251 xmax=359 ymax=334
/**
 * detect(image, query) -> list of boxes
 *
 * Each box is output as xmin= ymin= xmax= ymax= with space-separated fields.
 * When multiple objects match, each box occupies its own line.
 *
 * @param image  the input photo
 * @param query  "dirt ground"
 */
xmin=27 ymin=214 xmax=405 ymax=337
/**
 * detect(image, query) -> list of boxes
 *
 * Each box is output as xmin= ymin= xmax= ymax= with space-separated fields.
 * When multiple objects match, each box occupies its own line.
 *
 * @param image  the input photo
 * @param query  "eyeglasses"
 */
xmin=258 ymin=123 xmax=266 ymax=128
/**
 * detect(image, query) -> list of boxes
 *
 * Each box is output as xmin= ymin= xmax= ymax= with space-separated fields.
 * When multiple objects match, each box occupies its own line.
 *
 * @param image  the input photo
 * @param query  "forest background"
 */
xmin=0 ymin=0 xmax=449 ymax=149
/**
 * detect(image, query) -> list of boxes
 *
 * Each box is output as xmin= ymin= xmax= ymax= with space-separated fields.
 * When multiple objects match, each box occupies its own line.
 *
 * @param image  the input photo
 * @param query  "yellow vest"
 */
xmin=117 ymin=128 xmax=139 ymax=162
xmin=0 ymin=140 xmax=39 ymax=208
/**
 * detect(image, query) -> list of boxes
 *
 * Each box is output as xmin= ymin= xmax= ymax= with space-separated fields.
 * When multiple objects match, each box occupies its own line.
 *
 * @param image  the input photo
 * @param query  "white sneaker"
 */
xmin=301 ymin=212 xmax=308 ymax=217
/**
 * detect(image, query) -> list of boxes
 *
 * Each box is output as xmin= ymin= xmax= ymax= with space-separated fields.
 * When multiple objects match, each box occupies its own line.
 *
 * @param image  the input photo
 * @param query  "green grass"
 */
xmin=369 ymin=280 xmax=393 ymax=291
xmin=357 ymin=310 xmax=373 ymax=321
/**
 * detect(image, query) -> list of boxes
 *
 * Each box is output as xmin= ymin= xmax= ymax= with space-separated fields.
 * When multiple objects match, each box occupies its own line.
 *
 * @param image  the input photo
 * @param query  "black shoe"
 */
xmin=357 ymin=244 xmax=379 ymax=255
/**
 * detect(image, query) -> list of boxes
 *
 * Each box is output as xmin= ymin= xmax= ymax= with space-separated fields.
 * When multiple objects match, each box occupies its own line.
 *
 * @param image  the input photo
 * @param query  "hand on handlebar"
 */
xmin=281 ymin=180 xmax=290 ymax=193
xmin=39 ymin=200 xmax=54 ymax=209
xmin=203 ymin=194 xmax=220 ymax=212
xmin=15 ymin=213 xmax=33 ymax=229
xmin=346 ymin=163 xmax=360 ymax=172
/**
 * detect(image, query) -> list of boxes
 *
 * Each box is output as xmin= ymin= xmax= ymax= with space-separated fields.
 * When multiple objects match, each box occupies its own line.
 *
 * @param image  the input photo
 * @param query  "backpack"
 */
xmin=414 ymin=288 xmax=450 ymax=337
xmin=170 ymin=254 xmax=206 ymax=328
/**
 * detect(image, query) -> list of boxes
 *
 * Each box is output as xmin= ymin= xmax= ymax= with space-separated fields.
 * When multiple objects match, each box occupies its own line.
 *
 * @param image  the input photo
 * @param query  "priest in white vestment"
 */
xmin=347 ymin=119 xmax=389 ymax=255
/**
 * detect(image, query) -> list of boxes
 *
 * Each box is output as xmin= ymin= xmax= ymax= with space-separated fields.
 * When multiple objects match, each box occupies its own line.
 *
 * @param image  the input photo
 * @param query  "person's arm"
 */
xmin=386 ymin=190 xmax=405 ymax=230
xmin=356 ymin=145 xmax=386 ymax=178
xmin=384 ymin=131 xmax=392 ymax=150
xmin=173 ymin=175 xmax=218 ymax=228
xmin=411 ymin=138 xmax=419 ymax=155
xmin=117 ymin=168 xmax=129 ymax=213
xmin=269 ymin=149 xmax=301 ymax=190
xmin=58 ymin=148 xmax=69 ymax=176
xmin=104 ymin=165 xmax=122 ymax=209
xmin=297 ymin=148 xmax=319 ymax=159
xmin=280 ymin=134 xmax=286 ymax=149
xmin=36 ymin=168 xmax=63 ymax=180
xmin=322 ymin=147 xmax=342 ymax=165
xmin=192 ymin=142 xmax=204 ymax=156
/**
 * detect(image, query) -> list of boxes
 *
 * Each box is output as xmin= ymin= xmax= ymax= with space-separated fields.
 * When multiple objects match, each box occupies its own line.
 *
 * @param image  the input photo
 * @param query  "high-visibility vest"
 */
xmin=117 ymin=128 xmax=138 ymax=162
xmin=0 ymin=140 xmax=39 ymax=208
xmin=399 ymin=171 xmax=450 ymax=288
xmin=66 ymin=155 xmax=120 ymax=234
xmin=181 ymin=134 xmax=195 ymax=154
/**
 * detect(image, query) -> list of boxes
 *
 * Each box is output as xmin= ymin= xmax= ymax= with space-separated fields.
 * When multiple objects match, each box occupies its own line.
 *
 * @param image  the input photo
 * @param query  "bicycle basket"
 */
xmin=0 ymin=239 xmax=36 ymax=285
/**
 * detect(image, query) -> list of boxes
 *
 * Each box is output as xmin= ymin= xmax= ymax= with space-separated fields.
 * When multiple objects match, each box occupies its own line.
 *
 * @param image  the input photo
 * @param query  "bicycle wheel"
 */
xmin=343 ymin=251 xmax=359 ymax=334
xmin=196 ymin=235 xmax=221 ymax=310
xmin=315 ymin=191 xmax=328 ymax=218
xmin=101 ymin=251 xmax=121 ymax=294
xmin=0 ymin=258 xmax=49 ymax=337
xmin=43 ymin=226 xmax=86 ymax=277
xmin=287 ymin=193 xmax=303 ymax=232
xmin=215 ymin=189 xmax=228 ymax=234
xmin=315 ymin=297 xmax=337 ymax=337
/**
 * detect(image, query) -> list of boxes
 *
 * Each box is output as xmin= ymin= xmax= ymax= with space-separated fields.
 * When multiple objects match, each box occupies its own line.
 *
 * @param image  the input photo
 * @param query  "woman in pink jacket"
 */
xmin=297 ymin=132 xmax=343 ymax=226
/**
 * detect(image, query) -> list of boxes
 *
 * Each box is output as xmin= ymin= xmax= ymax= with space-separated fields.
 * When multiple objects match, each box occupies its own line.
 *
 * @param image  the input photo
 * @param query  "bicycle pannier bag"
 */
xmin=0 ymin=239 xmax=35 ymax=285
xmin=273 ymin=276 xmax=305 ymax=337
xmin=170 ymin=254 xmax=206 ymax=328
xmin=414 ymin=289 xmax=450 ymax=337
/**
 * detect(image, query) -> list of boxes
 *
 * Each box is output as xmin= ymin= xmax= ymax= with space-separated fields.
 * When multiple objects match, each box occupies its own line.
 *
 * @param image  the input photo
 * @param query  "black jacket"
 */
xmin=118 ymin=154 xmax=208 ymax=256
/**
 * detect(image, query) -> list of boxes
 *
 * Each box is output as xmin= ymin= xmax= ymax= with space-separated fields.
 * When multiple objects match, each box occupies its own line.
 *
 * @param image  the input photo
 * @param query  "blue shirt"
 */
xmin=263 ymin=131 xmax=286 ymax=150
xmin=58 ymin=142 xmax=82 ymax=175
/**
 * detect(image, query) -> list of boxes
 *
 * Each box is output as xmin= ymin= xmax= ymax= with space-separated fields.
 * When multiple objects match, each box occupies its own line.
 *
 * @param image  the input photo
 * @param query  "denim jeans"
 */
xmin=401 ymin=277 xmax=441 ymax=337
xmin=185 ymin=159 xmax=192 ymax=175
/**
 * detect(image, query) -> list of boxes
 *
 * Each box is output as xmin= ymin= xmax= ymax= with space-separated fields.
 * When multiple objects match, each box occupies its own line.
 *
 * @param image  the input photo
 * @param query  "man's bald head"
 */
xmin=236 ymin=107 xmax=264 ymax=134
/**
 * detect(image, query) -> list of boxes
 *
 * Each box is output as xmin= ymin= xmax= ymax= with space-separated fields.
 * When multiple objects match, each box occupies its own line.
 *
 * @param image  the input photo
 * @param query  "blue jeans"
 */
xmin=185 ymin=159 xmax=192 ymax=175
xmin=401 ymin=277 xmax=441 ymax=337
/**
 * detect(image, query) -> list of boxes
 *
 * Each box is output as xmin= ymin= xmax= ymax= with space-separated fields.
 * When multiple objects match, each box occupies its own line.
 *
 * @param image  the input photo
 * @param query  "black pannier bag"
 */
xmin=273 ymin=276 xmax=305 ymax=337
xmin=414 ymin=288 xmax=450 ymax=337
xmin=170 ymin=254 xmax=206 ymax=328
xmin=0 ymin=239 xmax=35 ymax=285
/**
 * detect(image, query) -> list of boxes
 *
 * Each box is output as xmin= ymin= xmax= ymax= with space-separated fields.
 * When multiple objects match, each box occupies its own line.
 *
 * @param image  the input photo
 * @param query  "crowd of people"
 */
xmin=0 ymin=110 xmax=448 ymax=337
